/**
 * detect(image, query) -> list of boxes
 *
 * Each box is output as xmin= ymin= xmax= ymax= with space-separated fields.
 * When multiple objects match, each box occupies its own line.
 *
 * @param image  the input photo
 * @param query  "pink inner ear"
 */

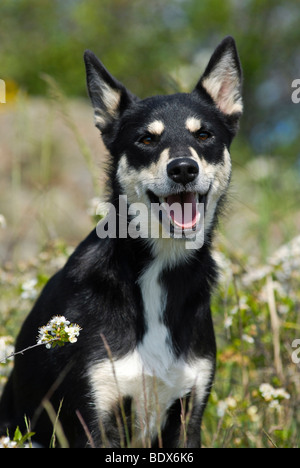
xmin=200 ymin=48 xmax=242 ymax=116
xmin=217 ymin=80 xmax=234 ymax=113
xmin=206 ymin=72 xmax=242 ymax=115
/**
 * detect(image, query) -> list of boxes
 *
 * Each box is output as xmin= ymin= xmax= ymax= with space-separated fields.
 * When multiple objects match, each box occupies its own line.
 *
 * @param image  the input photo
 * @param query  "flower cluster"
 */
xmin=0 ymin=426 xmax=34 ymax=449
xmin=259 ymin=383 xmax=290 ymax=409
xmin=0 ymin=436 xmax=18 ymax=448
xmin=242 ymin=235 xmax=300 ymax=290
xmin=217 ymin=396 xmax=237 ymax=417
xmin=37 ymin=316 xmax=81 ymax=349
xmin=0 ymin=436 xmax=30 ymax=449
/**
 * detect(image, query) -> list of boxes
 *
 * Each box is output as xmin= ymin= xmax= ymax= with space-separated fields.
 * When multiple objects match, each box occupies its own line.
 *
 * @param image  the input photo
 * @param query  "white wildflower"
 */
xmin=239 ymin=296 xmax=249 ymax=310
xmin=273 ymin=388 xmax=290 ymax=401
xmin=225 ymin=396 xmax=237 ymax=409
xmin=247 ymin=405 xmax=259 ymax=423
xmin=49 ymin=316 xmax=70 ymax=327
xmin=259 ymin=383 xmax=290 ymax=409
xmin=224 ymin=316 xmax=233 ymax=329
xmin=230 ymin=305 xmax=239 ymax=316
xmin=242 ymin=236 xmax=300 ymax=287
xmin=217 ymin=396 xmax=237 ymax=417
xmin=212 ymin=251 xmax=233 ymax=283
xmin=277 ymin=304 xmax=289 ymax=315
xmin=217 ymin=400 xmax=228 ymax=417
xmin=242 ymin=265 xmax=272 ymax=286
xmin=259 ymin=383 xmax=275 ymax=402
xmin=269 ymin=399 xmax=280 ymax=410
xmin=64 ymin=324 xmax=80 ymax=344
xmin=242 ymin=334 xmax=255 ymax=344
xmin=0 ymin=435 xmax=30 ymax=449
xmin=37 ymin=316 xmax=81 ymax=349
xmin=269 ymin=236 xmax=300 ymax=267
xmin=0 ymin=436 xmax=18 ymax=448
xmin=0 ymin=336 xmax=14 ymax=362
xmin=21 ymin=278 xmax=38 ymax=300
xmin=229 ymin=296 xmax=249 ymax=317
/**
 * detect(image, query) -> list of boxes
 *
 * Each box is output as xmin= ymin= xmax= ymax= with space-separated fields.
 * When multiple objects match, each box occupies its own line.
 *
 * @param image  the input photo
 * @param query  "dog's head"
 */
xmin=84 ymin=37 xmax=242 ymax=250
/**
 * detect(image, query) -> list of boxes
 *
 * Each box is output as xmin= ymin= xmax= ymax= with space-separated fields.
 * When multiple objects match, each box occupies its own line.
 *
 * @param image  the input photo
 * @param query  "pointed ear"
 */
xmin=195 ymin=36 xmax=243 ymax=119
xmin=84 ymin=50 xmax=136 ymax=133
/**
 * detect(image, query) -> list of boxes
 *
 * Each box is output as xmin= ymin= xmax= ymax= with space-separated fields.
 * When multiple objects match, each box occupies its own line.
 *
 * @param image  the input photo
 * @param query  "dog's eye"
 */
xmin=142 ymin=136 xmax=153 ymax=145
xmin=194 ymin=129 xmax=212 ymax=141
xmin=139 ymin=134 xmax=159 ymax=146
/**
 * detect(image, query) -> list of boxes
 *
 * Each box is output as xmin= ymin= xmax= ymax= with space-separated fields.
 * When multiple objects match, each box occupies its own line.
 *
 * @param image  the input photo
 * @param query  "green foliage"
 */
xmin=0 ymin=422 xmax=35 ymax=448
xmin=11 ymin=424 xmax=35 ymax=449
xmin=201 ymin=238 xmax=300 ymax=448
xmin=1 ymin=234 xmax=299 ymax=447
xmin=1 ymin=0 xmax=300 ymax=157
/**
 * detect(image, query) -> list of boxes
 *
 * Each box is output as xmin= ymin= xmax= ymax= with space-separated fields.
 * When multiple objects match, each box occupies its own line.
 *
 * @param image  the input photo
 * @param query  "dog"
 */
xmin=0 ymin=36 xmax=242 ymax=448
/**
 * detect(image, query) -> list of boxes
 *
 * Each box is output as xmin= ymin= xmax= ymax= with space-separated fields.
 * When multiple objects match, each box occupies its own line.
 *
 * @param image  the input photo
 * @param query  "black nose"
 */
xmin=167 ymin=158 xmax=199 ymax=185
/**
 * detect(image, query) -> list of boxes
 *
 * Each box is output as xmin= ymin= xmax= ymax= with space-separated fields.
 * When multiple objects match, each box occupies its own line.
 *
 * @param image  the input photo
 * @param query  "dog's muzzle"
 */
xmin=147 ymin=157 xmax=207 ymax=232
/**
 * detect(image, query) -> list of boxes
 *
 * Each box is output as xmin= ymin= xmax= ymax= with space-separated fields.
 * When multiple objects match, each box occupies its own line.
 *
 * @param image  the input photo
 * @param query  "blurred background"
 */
xmin=0 ymin=0 xmax=300 ymax=448
xmin=0 ymin=0 xmax=300 ymax=262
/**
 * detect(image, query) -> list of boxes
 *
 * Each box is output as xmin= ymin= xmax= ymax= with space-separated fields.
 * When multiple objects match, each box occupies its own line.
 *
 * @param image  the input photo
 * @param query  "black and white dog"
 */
xmin=0 ymin=36 xmax=242 ymax=448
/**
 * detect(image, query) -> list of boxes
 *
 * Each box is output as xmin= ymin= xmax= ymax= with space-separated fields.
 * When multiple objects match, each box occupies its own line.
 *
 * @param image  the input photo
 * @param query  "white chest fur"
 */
xmin=89 ymin=350 xmax=213 ymax=445
xmin=88 ymin=254 xmax=213 ymax=445
xmin=137 ymin=254 xmax=174 ymax=379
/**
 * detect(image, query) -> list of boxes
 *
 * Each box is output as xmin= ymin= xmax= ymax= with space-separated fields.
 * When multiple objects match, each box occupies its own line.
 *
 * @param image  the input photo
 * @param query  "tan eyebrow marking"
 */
xmin=185 ymin=117 xmax=202 ymax=133
xmin=147 ymin=120 xmax=165 ymax=135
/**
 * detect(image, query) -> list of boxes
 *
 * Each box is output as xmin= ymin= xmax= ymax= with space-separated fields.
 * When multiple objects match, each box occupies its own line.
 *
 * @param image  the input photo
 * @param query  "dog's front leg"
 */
xmin=183 ymin=399 xmax=206 ymax=448
xmin=155 ymin=395 xmax=203 ymax=449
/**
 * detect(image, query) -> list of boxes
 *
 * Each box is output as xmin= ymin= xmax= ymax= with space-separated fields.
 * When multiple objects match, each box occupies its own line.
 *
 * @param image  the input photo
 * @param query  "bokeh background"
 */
xmin=0 ymin=0 xmax=300 ymax=448
xmin=1 ymin=0 xmax=300 ymax=261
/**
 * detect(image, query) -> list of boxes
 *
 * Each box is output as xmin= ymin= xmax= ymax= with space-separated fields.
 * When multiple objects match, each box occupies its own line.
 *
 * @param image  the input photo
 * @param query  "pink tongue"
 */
xmin=166 ymin=193 xmax=198 ymax=229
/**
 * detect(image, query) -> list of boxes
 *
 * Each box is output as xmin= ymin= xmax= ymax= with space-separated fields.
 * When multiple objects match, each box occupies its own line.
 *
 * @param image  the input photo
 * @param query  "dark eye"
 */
xmin=139 ymin=134 xmax=160 ymax=146
xmin=141 ymin=136 xmax=153 ymax=145
xmin=194 ymin=129 xmax=212 ymax=141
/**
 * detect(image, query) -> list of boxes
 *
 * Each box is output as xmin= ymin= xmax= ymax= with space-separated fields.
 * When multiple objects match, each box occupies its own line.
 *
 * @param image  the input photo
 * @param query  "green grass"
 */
xmin=0 ymin=90 xmax=300 ymax=448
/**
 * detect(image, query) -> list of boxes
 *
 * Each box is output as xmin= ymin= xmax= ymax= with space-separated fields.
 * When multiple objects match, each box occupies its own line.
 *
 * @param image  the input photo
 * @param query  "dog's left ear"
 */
xmin=194 ymin=36 xmax=243 ymax=129
xmin=84 ymin=50 xmax=136 ymax=134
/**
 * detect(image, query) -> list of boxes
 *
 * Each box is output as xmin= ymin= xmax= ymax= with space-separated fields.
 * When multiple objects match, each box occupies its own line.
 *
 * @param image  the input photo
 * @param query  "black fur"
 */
xmin=0 ymin=36 xmax=242 ymax=448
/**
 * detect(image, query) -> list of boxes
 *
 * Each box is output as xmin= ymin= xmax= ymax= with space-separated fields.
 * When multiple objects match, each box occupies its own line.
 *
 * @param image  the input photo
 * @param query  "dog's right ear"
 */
xmin=84 ymin=50 xmax=136 ymax=133
xmin=193 ymin=36 xmax=243 ymax=134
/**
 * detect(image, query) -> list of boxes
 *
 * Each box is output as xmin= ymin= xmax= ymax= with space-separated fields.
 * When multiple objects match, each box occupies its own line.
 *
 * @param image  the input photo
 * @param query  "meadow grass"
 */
xmin=0 ymin=90 xmax=299 ymax=448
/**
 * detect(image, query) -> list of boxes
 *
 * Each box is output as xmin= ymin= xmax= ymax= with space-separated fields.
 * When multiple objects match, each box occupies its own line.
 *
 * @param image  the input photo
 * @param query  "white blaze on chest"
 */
xmin=89 ymin=350 xmax=213 ymax=445
xmin=88 ymin=254 xmax=213 ymax=444
xmin=137 ymin=255 xmax=174 ymax=379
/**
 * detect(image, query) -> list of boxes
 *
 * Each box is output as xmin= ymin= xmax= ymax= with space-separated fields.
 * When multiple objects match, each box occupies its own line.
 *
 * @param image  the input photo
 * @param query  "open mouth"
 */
xmin=147 ymin=190 xmax=208 ymax=232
